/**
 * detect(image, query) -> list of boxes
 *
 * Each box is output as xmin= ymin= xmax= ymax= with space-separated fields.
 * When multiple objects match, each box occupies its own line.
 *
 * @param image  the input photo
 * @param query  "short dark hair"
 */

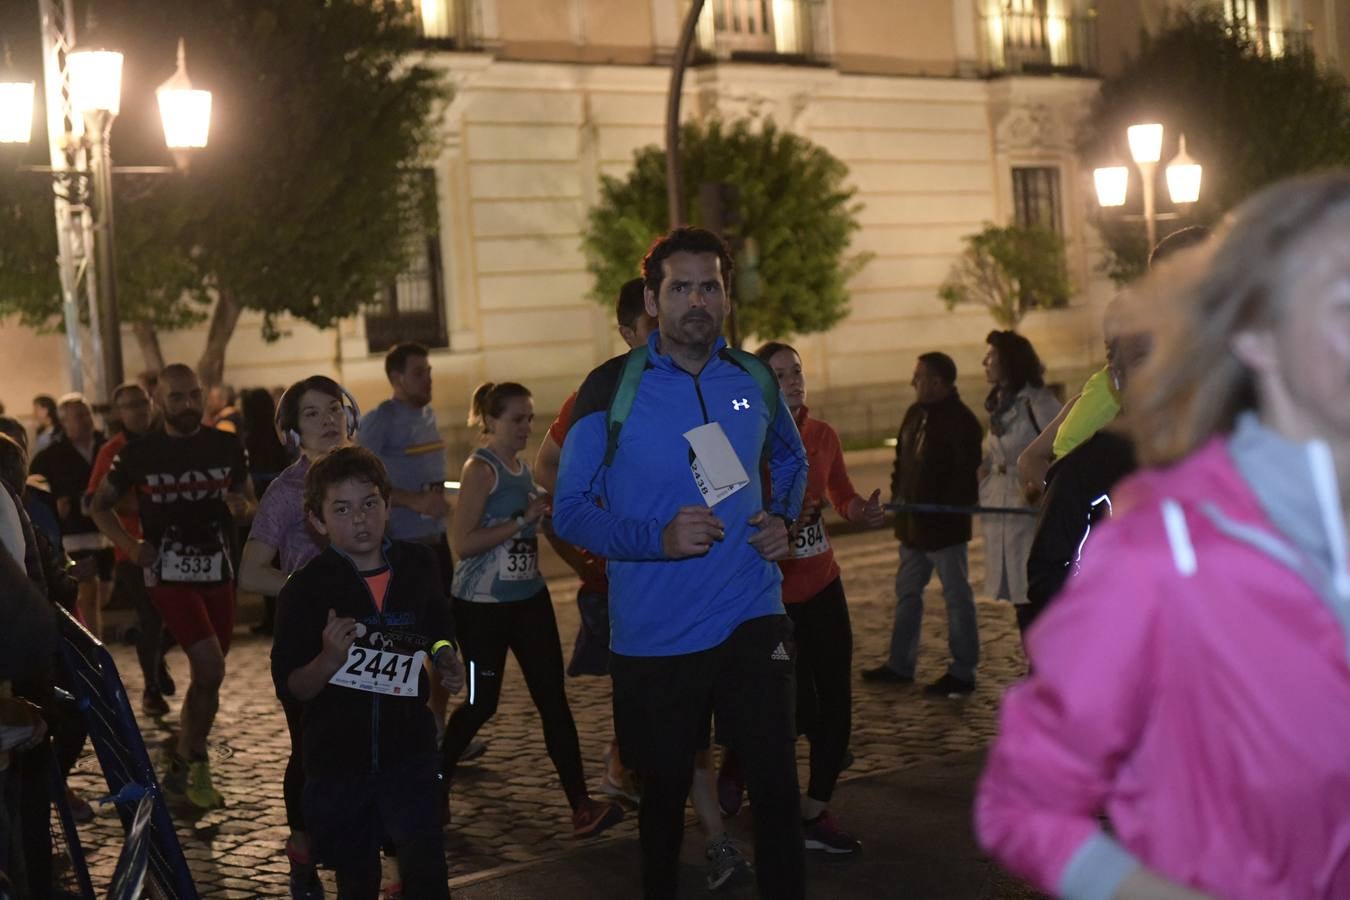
xmin=0 ymin=416 xmax=27 ymax=452
xmin=616 ymin=278 xmax=647 ymax=329
xmin=112 ymin=382 xmax=146 ymax=405
xmin=384 ymin=342 xmax=429 ymax=376
xmin=754 ymin=341 xmax=798 ymax=365
xmin=160 ymin=363 xmax=196 ymax=383
xmin=917 ymin=352 xmax=958 ymax=385
xmin=1149 ymin=225 xmax=1210 ymax=269
xmin=0 ymin=433 xmax=26 ymax=497
xmin=276 ymin=375 xmax=346 ymax=439
xmin=641 ymin=227 xmax=735 ymax=298
xmin=985 ymin=330 xmax=1045 ymax=392
xmin=304 ymin=446 xmax=392 ymax=520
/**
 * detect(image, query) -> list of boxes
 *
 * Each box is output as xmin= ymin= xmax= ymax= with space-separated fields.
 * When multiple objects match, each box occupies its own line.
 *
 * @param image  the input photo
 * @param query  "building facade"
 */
xmin=5 ymin=0 xmax=1346 ymax=446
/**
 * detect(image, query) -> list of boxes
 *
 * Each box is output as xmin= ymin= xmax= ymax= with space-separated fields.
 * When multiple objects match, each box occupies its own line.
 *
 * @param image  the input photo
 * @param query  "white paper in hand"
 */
xmin=684 ymin=422 xmax=750 ymax=507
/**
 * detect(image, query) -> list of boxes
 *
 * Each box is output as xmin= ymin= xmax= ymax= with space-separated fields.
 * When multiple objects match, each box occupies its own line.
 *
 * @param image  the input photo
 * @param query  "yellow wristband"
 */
xmin=431 ymin=640 xmax=455 ymax=658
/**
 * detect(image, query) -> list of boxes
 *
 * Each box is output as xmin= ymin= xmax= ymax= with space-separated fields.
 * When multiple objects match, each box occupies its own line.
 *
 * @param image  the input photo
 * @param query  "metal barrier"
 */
xmin=54 ymin=607 xmax=198 ymax=899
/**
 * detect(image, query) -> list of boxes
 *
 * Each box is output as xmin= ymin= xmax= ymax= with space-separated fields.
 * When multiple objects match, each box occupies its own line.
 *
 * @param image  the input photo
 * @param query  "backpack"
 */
xmin=602 ymin=345 xmax=779 ymax=466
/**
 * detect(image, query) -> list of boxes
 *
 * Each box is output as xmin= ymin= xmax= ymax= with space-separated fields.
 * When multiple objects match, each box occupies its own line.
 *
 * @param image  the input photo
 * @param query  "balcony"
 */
xmin=413 ymin=0 xmax=486 ymax=49
xmin=980 ymin=8 xmax=1098 ymax=75
xmin=1227 ymin=22 xmax=1313 ymax=57
xmin=695 ymin=0 xmax=829 ymax=63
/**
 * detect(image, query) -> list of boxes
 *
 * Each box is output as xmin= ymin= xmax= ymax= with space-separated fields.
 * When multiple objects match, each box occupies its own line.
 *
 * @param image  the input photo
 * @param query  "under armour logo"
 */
xmin=732 ymin=398 xmax=750 ymax=411
xmin=770 ymin=642 xmax=790 ymax=662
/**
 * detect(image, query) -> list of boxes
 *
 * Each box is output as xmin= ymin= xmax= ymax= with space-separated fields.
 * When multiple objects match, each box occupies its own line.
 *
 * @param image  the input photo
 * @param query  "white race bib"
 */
xmin=329 ymin=647 xmax=426 ymax=697
xmin=499 ymin=537 xmax=538 ymax=582
xmin=159 ymin=546 xmax=224 ymax=583
xmin=789 ymin=520 xmax=830 ymax=559
xmin=684 ymin=422 xmax=750 ymax=508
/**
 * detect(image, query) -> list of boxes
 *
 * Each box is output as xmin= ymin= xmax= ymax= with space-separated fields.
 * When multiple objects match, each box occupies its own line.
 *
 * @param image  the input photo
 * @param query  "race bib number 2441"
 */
xmin=329 ymin=647 xmax=426 ymax=697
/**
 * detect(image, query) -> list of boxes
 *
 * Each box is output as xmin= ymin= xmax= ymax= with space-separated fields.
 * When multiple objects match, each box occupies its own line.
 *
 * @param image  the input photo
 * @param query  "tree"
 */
xmin=584 ymin=117 xmax=868 ymax=344
xmin=938 ymin=224 xmax=1069 ymax=329
xmin=0 ymin=0 xmax=448 ymax=384
xmin=1081 ymin=10 xmax=1350 ymax=281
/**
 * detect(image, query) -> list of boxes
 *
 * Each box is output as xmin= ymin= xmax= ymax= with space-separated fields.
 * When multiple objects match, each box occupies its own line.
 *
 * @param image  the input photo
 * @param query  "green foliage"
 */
xmin=938 ymin=224 xmax=1069 ymax=328
xmin=0 ymin=0 xmax=445 ymax=353
xmin=583 ymin=117 xmax=868 ymax=343
xmin=1082 ymin=10 xmax=1350 ymax=280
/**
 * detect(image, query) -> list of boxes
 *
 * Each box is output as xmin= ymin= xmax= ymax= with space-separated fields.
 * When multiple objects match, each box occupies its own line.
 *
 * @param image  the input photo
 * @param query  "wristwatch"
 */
xmin=513 ymin=514 xmax=527 ymax=529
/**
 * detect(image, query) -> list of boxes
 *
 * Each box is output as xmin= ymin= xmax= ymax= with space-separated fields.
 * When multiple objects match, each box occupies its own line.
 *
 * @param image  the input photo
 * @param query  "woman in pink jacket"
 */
xmin=975 ymin=171 xmax=1350 ymax=900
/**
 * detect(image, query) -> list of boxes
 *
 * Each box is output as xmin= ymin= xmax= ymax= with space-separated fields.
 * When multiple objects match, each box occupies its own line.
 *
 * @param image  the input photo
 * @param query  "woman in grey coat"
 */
xmin=978 ymin=331 xmax=1060 ymax=631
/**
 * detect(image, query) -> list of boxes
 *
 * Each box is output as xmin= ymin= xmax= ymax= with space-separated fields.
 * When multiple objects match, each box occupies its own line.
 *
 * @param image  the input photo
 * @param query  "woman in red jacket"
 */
xmin=752 ymin=341 xmax=886 ymax=856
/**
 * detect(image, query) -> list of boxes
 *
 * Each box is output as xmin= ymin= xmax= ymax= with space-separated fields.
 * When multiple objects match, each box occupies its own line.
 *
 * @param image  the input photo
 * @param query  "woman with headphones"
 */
xmin=241 ymin=374 xmax=359 ymax=900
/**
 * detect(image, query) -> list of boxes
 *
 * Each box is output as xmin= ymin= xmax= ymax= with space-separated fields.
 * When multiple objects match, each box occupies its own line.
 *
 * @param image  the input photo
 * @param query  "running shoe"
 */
xmin=860 ymin=664 xmax=914 ymax=684
xmin=286 ymin=837 xmax=324 ymax=900
xmin=141 ymin=689 xmax=169 ymax=718
xmin=571 ymin=797 xmax=624 ymax=839
xmin=160 ymin=753 xmax=189 ymax=803
xmin=599 ymin=767 xmax=642 ymax=804
xmin=65 ymin=787 xmax=94 ymax=824
xmin=185 ymin=758 xmax=226 ymax=810
xmin=458 ymin=737 xmax=488 ymax=763
xmin=705 ymin=834 xmax=754 ymax=891
xmin=803 ymin=809 xmax=862 ymax=855
xmin=381 ymin=883 xmax=403 ymax=899
xmin=922 ymin=673 xmax=975 ymax=697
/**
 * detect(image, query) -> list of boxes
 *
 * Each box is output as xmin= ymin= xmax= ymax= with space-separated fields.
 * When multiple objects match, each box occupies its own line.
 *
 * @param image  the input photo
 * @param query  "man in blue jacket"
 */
xmin=554 ymin=227 xmax=809 ymax=899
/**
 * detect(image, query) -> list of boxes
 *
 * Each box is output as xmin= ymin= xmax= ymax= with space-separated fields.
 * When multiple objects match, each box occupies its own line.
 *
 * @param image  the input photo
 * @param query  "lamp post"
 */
xmin=1093 ymin=123 xmax=1202 ymax=250
xmin=0 ymin=6 xmax=211 ymax=403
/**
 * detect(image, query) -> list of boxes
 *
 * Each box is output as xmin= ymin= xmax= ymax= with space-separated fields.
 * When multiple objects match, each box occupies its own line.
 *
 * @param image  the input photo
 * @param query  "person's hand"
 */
xmin=860 ymin=489 xmax=886 ymax=528
xmin=413 ymin=489 xmax=450 ymax=520
xmin=0 ymin=697 xmax=48 ymax=753
xmin=799 ymin=497 xmax=824 ymax=527
xmin=321 ymin=608 xmax=359 ymax=668
xmin=133 ymin=540 xmax=158 ymax=569
xmin=56 ymin=496 xmax=72 ymax=519
xmin=434 ymin=646 xmax=466 ymax=695
xmin=224 ymin=492 xmax=249 ymax=519
xmin=523 ymin=491 xmax=551 ymax=525
xmin=1022 ymin=480 xmax=1044 ymax=504
xmin=662 ymin=506 xmax=725 ymax=559
xmin=747 ymin=511 xmax=789 ymax=560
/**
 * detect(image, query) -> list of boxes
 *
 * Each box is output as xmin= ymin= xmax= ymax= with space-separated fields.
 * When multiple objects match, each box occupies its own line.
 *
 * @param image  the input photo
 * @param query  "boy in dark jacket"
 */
xmin=271 ymin=447 xmax=464 ymax=899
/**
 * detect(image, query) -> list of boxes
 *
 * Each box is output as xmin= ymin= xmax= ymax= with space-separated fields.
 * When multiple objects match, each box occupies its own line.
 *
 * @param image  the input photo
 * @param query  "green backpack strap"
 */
xmin=604 ymin=345 xmax=650 ymax=466
xmin=721 ymin=347 xmax=779 ymax=425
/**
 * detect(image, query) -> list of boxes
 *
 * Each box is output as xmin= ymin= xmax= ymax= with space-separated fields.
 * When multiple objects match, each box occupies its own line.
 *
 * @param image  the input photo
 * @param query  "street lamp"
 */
xmin=1094 ymin=123 xmax=1202 ymax=250
xmin=3 ymin=23 xmax=212 ymax=403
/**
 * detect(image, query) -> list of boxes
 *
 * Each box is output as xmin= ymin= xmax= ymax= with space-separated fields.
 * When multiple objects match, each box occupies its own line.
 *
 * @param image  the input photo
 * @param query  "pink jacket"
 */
xmin=976 ymin=423 xmax=1350 ymax=900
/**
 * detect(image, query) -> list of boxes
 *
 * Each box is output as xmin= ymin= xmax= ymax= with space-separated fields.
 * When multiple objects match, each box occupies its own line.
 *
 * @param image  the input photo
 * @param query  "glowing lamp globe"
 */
xmin=0 ymin=81 xmax=34 ymax=143
xmin=68 ymin=50 xmax=124 ymax=115
xmin=1126 ymin=123 xmax=1164 ymax=165
xmin=1094 ymin=166 xmax=1129 ymax=208
xmin=1166 ymin=135 xmax=1203 ymax=205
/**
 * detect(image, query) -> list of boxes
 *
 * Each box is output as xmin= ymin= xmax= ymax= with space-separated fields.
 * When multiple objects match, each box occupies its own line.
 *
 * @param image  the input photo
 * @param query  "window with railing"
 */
xmin=980 ymin=1 xmax=1097 ymax=74
xmin=365 ymin=172 xmax=448 ymax=355
xmin=413 ymin=0 xmax=484 ymax=47
xmin=695 ymin=0 xmax=828 ymax=60
xmin=1223 ymin=0 xmax=1309 ymax=56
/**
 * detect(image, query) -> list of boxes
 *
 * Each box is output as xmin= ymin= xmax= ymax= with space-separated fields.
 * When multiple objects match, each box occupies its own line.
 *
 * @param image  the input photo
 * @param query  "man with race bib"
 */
xmin=90 ymin=364 xmax=254 ymax=810
xmin=271 ymin=446 xmax=465 ymax=899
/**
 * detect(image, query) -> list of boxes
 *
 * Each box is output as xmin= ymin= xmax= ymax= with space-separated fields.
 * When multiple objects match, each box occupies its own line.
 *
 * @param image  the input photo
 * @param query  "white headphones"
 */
xmin=274 ymin=378 xmax=362 ymax=451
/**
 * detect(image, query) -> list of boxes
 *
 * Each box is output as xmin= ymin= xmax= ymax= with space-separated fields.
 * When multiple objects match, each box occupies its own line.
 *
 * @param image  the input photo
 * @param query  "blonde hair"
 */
xmin=467 ymin=381 xmax=531 ymax=433
xmin=1125 ymin=170 xmax=1350 ymax=466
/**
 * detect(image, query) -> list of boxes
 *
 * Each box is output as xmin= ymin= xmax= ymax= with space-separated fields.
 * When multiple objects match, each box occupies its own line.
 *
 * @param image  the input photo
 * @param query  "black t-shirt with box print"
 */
xmin=104 ymin=426 xmax=248 ymax=585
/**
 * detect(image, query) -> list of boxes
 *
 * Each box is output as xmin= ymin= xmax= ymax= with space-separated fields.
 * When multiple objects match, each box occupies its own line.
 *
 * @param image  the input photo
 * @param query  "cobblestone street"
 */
xmin=65 ymin=524 xmax=1027 ymax=897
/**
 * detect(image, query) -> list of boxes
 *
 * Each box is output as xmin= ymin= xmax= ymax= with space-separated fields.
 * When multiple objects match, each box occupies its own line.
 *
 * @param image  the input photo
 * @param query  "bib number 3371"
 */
xmin=329 ymin=647 xmax=426 ymax=697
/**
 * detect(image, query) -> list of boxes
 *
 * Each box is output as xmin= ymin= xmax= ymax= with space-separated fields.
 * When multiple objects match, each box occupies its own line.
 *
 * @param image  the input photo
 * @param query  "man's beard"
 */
xmin=167 ymin=410 xmax=202 ymax=434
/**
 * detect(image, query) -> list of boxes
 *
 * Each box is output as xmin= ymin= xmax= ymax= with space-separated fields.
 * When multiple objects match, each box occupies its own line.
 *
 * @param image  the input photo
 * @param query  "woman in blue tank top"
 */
xmin=441 ymin=382 xmax=623 ymax=838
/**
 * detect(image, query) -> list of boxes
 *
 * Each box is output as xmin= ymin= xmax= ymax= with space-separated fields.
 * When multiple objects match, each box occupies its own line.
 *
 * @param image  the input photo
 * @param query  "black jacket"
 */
xmin=29 ymin=432 xmax=105 ymax=538
xmin=1024 ymin=429 xmax=1137 ymax=623
xmin=271 ymin=540 xmax=456 ymax=779
xmin=890 ymin=391 xmax=984 ymax=551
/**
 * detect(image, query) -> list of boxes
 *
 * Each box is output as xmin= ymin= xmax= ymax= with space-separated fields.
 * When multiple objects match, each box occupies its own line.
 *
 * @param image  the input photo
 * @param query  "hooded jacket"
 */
xmin=976 ymin=414 xmax=1350 ymax=900
xmin=271 ymin=540 xmax=456 ymax=779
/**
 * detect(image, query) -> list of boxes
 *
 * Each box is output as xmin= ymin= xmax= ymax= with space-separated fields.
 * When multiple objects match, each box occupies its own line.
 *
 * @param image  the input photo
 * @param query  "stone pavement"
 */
xmin=63 ymin=524 xmax=1031 ymax=898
